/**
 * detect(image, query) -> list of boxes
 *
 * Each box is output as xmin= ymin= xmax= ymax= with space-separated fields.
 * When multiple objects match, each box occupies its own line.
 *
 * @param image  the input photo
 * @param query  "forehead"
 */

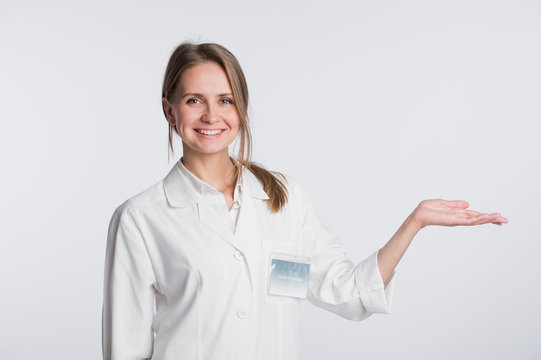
xmin=178 ymin=62 xmax=232 ymax=94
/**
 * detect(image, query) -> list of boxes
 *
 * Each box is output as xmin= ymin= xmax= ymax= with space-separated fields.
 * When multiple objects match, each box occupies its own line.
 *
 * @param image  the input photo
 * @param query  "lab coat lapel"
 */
xmin=231 ymin=170 xmax=271 ymax=289
xmin=234 ymin=169 xmax=270 ymax=250
xmin=233 ymin=194 xmax=264 ymax=290
xmin=196 ymin=168 xmax=270 ymax=254
xmin=196 ymin=200 xmax=236 ymax=246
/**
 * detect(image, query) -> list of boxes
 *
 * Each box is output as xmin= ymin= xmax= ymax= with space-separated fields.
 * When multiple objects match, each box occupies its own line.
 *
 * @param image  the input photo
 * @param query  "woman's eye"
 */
xmin=220 ymin=98 xmax=233 ymax=104
xmin=186 ymin=98 xmax=200 ymax=104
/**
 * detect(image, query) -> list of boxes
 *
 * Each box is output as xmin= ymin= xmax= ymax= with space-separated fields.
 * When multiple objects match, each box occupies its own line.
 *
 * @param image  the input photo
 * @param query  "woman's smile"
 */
xmin=194 ymin=128 xmax=225 ymax=136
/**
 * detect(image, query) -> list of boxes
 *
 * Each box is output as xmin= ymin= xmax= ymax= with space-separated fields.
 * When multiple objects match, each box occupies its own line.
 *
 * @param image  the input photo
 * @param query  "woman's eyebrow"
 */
xmin=180 ymin=92 xmax=204 ymax=98
xmin=181 ymin=92 xmax=234 ymax=98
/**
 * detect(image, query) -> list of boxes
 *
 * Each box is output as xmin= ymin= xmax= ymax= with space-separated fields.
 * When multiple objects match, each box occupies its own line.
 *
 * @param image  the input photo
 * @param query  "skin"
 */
xmin=162 ymin=61 xmax=509 ymax=283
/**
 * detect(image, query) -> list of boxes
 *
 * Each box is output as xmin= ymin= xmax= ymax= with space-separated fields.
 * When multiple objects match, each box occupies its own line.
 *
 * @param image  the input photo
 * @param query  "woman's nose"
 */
xmin=202 ymin=104 xmax=219 ymax=123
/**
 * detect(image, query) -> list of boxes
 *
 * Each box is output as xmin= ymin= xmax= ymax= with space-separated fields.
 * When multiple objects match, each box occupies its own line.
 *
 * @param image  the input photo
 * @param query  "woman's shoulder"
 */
xmin=260 ymin=169 xmax=310 ymax=205
xmin=274 ymin=170 xmax=307 ymax=191
xmin=111 ymin=177 xmax=170 ymax=218
xmin=266 ymin=172 xmax=320 ymax=222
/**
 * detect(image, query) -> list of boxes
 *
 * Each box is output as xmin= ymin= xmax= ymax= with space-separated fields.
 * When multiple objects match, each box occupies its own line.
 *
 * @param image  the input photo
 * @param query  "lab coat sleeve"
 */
xmin=102 ymin=205 xmax=157 ymax=360
xmin=293 ymin=180 xmax=396 ymax=321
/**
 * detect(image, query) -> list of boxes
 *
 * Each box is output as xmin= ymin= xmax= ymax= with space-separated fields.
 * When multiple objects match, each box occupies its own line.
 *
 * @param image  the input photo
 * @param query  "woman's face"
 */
xmin=164 ymin=61 xmax=240 ymax=159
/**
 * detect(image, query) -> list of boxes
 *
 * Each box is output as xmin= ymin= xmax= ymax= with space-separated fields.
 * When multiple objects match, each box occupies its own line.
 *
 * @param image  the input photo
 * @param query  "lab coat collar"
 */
xmin=163 ymin=159 xmax=269 ymax=208
xmin=243 ymin=168 xmax=270 ymax=200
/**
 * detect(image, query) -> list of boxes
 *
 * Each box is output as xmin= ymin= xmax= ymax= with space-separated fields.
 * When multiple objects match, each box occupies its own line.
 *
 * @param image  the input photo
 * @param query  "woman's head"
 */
xmin=162 ymin=42 xmax=251 ymax=166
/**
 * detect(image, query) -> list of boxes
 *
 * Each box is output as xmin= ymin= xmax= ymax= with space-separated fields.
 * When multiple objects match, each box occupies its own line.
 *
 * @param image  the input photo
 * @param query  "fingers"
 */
xmin=464 ymin=213 xmax=491 ymax=225
xmin=459 ymin=209 xmax=508 ymax=226
xmin=462 ymin=209 xmax=482 ymax=217
xmin=466 ymin=213 xmax=508 ymax=226
xmin=491 ymin=216 xmax=509 ymax=225
xmin=453 ymin=212 xmax=502 ymax=226
xmin=473 ymin=214 xmax=496 ymax=225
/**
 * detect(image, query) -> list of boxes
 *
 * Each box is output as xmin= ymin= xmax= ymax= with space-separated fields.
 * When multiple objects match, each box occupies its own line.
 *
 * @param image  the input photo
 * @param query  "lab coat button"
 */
xmin=236 ymin=309 xmax=248 ymax=319
xmin=234 ymin=250 xmax=244 ymax=260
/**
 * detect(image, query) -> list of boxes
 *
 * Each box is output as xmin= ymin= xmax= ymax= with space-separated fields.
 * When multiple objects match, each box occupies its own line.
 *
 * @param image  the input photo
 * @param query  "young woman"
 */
xmin=102 ymin=42 xmax=507 ymax=360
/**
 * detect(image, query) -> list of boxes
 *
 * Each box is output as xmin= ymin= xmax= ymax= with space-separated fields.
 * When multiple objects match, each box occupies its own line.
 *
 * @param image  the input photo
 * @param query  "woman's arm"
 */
xmin=377 ymin=199 xmax=508 ymax=284
xmin=103 ymin=206 xmax=157 ymax=360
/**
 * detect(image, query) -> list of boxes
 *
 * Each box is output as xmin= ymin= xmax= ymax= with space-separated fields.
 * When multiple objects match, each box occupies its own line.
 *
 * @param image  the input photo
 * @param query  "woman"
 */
xmin=102 ymin=42 xmax=507 ymax=360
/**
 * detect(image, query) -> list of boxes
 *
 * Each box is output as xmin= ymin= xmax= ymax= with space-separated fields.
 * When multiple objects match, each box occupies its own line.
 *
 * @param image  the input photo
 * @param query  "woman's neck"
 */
xmin=181 ymin=149 xmax=237 ymax=192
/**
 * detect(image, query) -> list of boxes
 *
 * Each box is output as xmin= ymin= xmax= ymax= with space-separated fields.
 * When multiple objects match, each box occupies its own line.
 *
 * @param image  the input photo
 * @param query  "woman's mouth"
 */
xmin=195 ymin=129 xmax=224 ymax=135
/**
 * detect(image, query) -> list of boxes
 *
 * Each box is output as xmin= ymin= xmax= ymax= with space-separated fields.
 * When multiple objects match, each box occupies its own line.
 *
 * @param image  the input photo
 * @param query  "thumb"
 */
xmin=448 ymin=200 xmax=469 ymax=208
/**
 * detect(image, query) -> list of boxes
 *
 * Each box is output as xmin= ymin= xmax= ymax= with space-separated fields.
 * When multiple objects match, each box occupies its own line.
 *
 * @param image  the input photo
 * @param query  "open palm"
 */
xmin=411 ymin=199 xmax=508 ymax=229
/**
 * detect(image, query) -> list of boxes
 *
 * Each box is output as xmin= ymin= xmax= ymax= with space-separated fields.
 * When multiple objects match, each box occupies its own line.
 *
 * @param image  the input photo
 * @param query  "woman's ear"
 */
xmin=162 ymin=97 xmax=176 ymax=127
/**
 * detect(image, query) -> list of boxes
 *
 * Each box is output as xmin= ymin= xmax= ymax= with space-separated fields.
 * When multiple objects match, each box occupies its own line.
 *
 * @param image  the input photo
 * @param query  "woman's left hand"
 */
xmin=411 ymin=199 xmax=508 ymax=229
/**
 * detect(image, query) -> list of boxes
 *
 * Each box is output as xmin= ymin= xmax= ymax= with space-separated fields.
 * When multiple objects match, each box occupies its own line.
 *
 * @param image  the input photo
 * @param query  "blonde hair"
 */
xmin=161 ymin=42 xmax=288 ymax=213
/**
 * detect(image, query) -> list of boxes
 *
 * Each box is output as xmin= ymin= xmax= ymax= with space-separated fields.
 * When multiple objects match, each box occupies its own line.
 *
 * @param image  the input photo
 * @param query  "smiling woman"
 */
xmin=159 ymin=42 xmax=288 ymax=213
xmin=101 ymin=42 xmax=508 ymax=360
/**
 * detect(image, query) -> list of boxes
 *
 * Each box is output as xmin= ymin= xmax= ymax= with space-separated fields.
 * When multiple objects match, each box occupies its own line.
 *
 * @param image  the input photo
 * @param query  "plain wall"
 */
xmin=1 ymin=0 xmax=540 ymax=359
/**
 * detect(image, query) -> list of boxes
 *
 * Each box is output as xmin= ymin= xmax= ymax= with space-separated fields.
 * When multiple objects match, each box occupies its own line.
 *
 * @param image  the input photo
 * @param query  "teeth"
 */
xmin=197 ymin=129 xmax=222 ymax=135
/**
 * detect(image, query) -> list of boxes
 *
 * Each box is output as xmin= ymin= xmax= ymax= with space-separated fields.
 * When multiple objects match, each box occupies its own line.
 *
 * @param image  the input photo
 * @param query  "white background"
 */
xmin=1 ymin=0 xmax=540 ymax=359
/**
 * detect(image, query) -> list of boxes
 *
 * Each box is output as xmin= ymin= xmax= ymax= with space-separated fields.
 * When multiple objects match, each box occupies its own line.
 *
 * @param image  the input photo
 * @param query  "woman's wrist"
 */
xmin=407 ymin=210 xmax=425 ymax=233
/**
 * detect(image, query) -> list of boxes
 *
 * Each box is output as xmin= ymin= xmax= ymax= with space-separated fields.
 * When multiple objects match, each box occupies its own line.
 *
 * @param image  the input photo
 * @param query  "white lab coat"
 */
xmin=102 ymin=160 xmax=395 ymax=360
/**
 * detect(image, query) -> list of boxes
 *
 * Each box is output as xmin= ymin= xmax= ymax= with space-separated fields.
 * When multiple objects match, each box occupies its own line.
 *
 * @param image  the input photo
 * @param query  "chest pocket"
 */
xmin=262 ymin=237 xmax=305 ymax=304
xmin=260 ymin=202 xmax=306 ymax=304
